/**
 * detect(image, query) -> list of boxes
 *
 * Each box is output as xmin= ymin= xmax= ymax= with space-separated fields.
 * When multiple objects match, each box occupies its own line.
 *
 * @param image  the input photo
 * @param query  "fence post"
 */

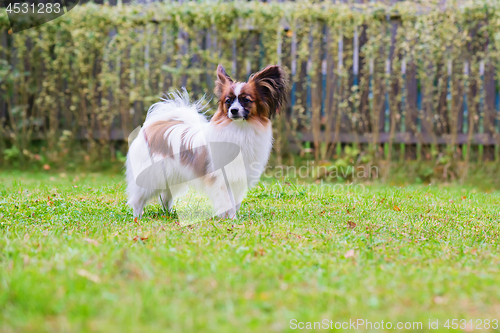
xmin=484 ymin=59 xmax=496 ymax=161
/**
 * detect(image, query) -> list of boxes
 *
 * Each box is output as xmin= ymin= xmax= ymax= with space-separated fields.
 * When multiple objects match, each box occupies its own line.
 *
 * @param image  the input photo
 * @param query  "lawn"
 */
xmin=1 ymin=171 xmax=499 ymax=332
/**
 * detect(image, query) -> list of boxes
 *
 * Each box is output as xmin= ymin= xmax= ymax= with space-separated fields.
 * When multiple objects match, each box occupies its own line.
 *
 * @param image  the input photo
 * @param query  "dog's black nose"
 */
xmin=230 ymin=108 xmax=238 ymax=115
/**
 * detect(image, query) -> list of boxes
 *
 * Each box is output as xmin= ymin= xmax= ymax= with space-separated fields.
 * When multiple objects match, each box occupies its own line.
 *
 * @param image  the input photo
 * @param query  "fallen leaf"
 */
xmin=347 ymin=221 xmax=357 ymax=229
xmin=134 ymin=217 xmax=139 ymax=225
xmin=258 ymin=292 xmax=270 ymax=301
xmin=132 ymin=235 xmax=148 ymax=242
xmin=77 ymin=269 xmax=100 ymax=283
xmin=344 ymin=249 xmax=355 ymax=258
xmin=244 ymin=290 xmax=254 ymax=299
xmin=83 ymin=238 xmax=99 ymax=246
xmin=393 ymin=205 xmax=401 ymax=211
xmin=433 ymin=296 xmax=447 ymax=304
xmin=461 ymin=196 xmax=466 ymax=200
xmin=43 ymin=164 xmax=50 ymax=170
xmin=254 ymin=248 xmax=266 ymax=257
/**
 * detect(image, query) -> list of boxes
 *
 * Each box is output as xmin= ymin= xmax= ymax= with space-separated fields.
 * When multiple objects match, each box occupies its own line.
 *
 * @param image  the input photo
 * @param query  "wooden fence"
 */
xmin=1 ymin=2 xmax=499 ymax=165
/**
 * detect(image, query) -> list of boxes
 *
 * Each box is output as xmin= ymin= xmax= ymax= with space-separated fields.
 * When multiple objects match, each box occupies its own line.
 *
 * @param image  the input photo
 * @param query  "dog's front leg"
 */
xmin=159 ymin=189 xmax=174 ymax=213
xmin=204 ymin=173 xmax=237 ymax=219
xmin=216 ymin=182 xmax=247 ymax=218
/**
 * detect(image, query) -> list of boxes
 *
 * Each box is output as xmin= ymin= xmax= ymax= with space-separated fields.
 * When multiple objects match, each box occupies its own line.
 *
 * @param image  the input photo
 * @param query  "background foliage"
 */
xmin=1 ymin=1 xmax=500 ymax=182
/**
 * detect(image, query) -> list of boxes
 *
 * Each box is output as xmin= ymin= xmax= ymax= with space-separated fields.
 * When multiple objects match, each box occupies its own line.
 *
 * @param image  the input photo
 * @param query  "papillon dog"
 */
xmin=125 ymin=64 xmax=289 ymax=218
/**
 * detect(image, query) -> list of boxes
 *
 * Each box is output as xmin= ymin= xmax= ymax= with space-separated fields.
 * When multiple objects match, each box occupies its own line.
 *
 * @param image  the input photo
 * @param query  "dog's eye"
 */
xmin=242 ymin=98 xmax=251 ymax=104
xmin=225 ymin=98 xmax=232 ymax=105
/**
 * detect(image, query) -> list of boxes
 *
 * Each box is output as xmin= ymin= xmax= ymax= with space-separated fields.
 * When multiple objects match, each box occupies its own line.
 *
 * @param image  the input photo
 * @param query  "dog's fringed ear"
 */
xmin=214 ymin=65 xmax=233 ymax=97
xmin=249 ymin=65 xmax=290 ymax=119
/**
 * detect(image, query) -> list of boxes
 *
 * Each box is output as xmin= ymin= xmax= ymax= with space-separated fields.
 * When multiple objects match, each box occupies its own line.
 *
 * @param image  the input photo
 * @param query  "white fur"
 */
xmin=126 ymin=89 xmax=272 ymax=219
xmin=228 ymin=82 xmax=246 ymax=120
xmin=233 ymin=82 xmax=244 ymax=96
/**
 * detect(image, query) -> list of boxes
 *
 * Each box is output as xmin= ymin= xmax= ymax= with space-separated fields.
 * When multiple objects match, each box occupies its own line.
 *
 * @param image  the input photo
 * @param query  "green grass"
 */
xmin=1 ymin=171 xmax=500 ymax=332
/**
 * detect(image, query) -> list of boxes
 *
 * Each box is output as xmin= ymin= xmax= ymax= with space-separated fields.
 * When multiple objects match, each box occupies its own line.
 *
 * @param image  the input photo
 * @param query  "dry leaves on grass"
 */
xmin=254 ymin=248 xmax=266 ymax=257
xmin=393 ymin=205 xmax=401 ymax=211
xmin=76 ymin=269 xmax=100 ymax=283
xmin=132 ymin=235 xmax=148 ymax=242
xmin=344 ymin=249 xmax=355 ymax=258
xmin=347 ymin=221 xmax=357 ymax=229
xmin=433 ymin=296 xmax=447 ymax=304
xmin=83 ymin=238 xmax=99 ymax=246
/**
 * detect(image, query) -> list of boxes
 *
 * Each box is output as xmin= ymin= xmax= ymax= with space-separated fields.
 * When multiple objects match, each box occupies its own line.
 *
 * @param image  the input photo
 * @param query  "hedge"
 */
xmin=1 ymin=1 xmax=499 ymax=168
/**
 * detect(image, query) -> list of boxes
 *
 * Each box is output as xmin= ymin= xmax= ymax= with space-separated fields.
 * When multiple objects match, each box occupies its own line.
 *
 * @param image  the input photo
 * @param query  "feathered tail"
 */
xmin=144 ymin=88 xmax=209 ymax=127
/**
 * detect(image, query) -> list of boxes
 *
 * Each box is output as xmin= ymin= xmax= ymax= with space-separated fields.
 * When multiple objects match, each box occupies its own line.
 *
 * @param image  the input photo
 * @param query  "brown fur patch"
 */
xmin=145 ymin=120 xmax=210 ymax=177
xmin=144 ymin=120 xmax=183 ymax=157
xmin=247 ymin=65 xmax=289 ymax=119
xmin=239 ymin=82 xmax=271 ymax=127
xmin=180 ymin=144 xmax=209 ymax=177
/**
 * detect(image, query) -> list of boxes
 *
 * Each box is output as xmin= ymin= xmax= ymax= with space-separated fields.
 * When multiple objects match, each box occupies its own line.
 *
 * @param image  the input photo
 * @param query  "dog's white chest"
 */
xmin=208 ymin=122 xmax=272 ymax=187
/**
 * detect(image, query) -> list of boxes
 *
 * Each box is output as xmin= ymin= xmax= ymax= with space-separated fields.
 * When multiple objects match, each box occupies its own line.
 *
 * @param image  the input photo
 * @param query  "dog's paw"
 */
xmin=133 ymin=209 xmax=144 ymax=219
xmin=217 ymin=208 xmax=237 ymax=220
